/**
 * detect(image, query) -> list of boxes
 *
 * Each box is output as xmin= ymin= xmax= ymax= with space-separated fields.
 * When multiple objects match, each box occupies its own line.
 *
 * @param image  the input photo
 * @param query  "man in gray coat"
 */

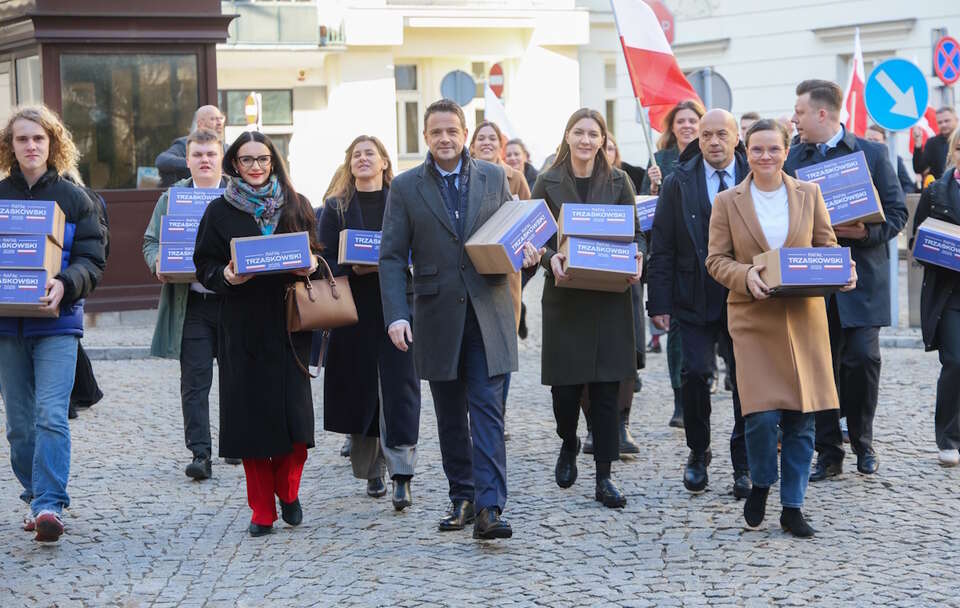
xmin=379 ymin=99 xmax=541 ymax=540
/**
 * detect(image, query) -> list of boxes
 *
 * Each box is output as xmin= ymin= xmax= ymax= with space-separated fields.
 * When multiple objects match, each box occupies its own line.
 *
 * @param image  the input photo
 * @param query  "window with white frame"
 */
xmin=604 ymin=60 xmax=617 ymax=135
xmin=395 ymin=64 xmax=421 ymax=156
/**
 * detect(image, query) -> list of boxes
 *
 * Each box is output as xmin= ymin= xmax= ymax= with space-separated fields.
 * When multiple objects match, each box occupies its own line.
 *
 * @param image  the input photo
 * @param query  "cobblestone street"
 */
xmin=0 ymin=278 xmax=957 ymax=607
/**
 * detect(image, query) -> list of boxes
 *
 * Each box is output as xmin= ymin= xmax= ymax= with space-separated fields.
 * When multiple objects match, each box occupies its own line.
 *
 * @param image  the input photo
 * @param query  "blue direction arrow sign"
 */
xmin=864 ymin=58 xmax=929 ymax=131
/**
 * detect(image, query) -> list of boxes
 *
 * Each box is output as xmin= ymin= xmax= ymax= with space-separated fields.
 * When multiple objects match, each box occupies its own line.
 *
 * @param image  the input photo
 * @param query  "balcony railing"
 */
xmin=221 ymin=1 xmax=344 ymax=47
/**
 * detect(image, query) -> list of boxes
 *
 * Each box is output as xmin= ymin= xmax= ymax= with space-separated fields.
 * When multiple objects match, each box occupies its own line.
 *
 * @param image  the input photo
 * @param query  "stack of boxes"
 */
xmin=157 ymin=187 xmax=223 ymax=282
xmin=795 ymin=151 xmax=886 ymax=226
xmin=556 ymin=203 xmax=639 ymax=292
xmin=0 ymin=200 xmax=65 ymax=318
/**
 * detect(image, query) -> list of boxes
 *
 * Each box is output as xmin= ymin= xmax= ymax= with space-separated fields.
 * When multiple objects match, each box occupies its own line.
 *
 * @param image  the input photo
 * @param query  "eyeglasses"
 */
xmin=748 ymin=146 xmax=785 ymax=158
xmin=237 ymin=155 xmax=272 ymax=169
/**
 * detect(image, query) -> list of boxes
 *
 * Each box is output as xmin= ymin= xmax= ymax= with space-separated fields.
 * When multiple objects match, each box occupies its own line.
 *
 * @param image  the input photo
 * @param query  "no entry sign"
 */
xmin=489 ymin=63 xmax=504 ymax=98
xmin=934 ymin=36 xmax=960 ymax=86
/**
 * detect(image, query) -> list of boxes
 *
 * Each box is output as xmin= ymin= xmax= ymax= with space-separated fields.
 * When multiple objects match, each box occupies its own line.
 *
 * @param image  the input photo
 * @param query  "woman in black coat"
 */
xmin=532 ymin=108 xmax=645 ymax=508
xmin=194 ymin=131 xmax=321 ymax=537
xmin=912 ymin=128 xmax=960 ymax=467
xmin=319 ymin=135 xmax=420 ymax=509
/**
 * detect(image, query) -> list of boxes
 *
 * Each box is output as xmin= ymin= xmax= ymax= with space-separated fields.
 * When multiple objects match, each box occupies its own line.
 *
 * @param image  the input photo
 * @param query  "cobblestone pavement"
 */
xmin=1 ymin=277 xmax=957 ymax=607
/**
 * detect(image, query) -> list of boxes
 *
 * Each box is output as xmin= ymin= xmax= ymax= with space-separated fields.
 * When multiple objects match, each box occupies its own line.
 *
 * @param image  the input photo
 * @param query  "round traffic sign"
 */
xmin=934 ymin=36 xmax=960 ymax=86
xmin=489 ymin=63 xmax=504 ymax=98
xmin=864 ymin=58 xmax=929 ymax=132
xmin=686 ymin=68 xmax=732 ymax=111
xmin=440 ymin=70 xmax=476 ymax=107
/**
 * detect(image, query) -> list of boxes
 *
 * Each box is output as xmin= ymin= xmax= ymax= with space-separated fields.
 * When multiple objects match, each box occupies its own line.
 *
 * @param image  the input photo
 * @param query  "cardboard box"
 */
xmin=557 ymin=203 xmax=634 ymax=243
xmin=157 ymin=243 xmax=197 ymax=283
xmin=635 ymin=196 xmax=658 ymax=232
xmin=557 ymin=236 xmax=640 ymax=293
xmin=753 ymin=247 xmax=851 ymax=297
xmin=0 ymin=200 xmax=65 ymax=246
xmin=465 ymin=199 xmax=558 ymax=273
xmin=794 ymin=151 xmax=886 ymax=226
xmin=230 ymin=231 xmax=312 ymax=275
xmin=0 ymin=234 xmax=62 ymax=277
xmin=912 ymin=218 xmax=960 ymax=273
xmin=0 ymin=269 xmax=58 ymax=318
xmin=166 ymin=187 xmax=224 ymax=216
xmin=339 ymin=229 xmax=382 ymax=266
xmin=160 ymin=215 xmax=202 ymax=243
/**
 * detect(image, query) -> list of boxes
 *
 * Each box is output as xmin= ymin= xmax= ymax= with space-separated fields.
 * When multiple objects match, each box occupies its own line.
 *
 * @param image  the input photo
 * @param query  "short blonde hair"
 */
xmin=0 ymin=105 xmax=79 ymax=177
xmin=949 ymin=127 xmax=960 ymax=170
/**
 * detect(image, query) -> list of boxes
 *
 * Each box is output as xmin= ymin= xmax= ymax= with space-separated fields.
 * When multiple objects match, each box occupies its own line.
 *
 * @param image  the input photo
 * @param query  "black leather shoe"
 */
xmin=683 ymin=451 xmax=711 ymax=493
xmin=392 ymin=478 xmax=412 ymax=511
xmin=185 ymin=455 xmax=212 ymax=480
xmin=669 ymin=390 xmax=684 ymax=428
xmin=248 ymin=522 xmax=273 ymax=537
xmin=339 ymin=436 xmax=352 ymax=458
xmin=633 ymin=372 xmax=642 ymax=393
xmin=366 ymin=477 xmax=387 ymax=498
xmin=224 ymin=457 xmax=241 ymax=465
xmin=68 ymin=403 xmax=78 ymax=419
xmin=619 ymin=411 xmax=640 ymax=455
xmin=472 ymin=508 xmax=513 ymax=539
xmin=438 ymin=500 xmax=475 ymax=531
xmin=780 ymin=507 xmax=815 ymax=538
xmin=857 ymin=451 xmax=879 ymax=475
xmin=280 ymin=498 xmax=302 ymax=526
xmin=809 ymin=458 xmax=842 ymax=482
xmin=583 ymin=431 xmax=594 ymax=455
xmin=733 ymin=470 xmax=752 ymax=499
xmin=743 ymin=485 xmax=769 ymax=529
xmin=595 ymin=477 xmax=627 ymax=508
xmin=555 ymin=440 xmax=580 ymax=488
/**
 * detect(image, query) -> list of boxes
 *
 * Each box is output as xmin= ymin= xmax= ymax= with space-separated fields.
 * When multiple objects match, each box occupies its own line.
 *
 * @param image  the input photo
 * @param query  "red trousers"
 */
xmin=242 ymin=443 xmax=307 ymax=525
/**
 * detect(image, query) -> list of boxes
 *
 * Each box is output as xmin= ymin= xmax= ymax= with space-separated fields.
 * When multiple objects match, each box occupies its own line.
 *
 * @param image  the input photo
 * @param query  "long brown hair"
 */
xmin=329 ymin=135 xmax=393 ymax=212
xmin=551 ymin=108 xmax=611 ymax=178
xmin=223 ymin=131 xmax=319 ymax=251
xmin=470 ymin=120 xmax=506 ymax=161
xmin=0 ymin=105 xmax=80 ymax=177
xmin=656 ymin=100 xmax=705 ymax=151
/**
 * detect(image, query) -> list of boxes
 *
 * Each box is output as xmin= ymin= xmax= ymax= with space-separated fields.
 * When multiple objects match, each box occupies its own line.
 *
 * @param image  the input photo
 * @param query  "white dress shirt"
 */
xmin=705 ymin=158 xmax=736 ymax=207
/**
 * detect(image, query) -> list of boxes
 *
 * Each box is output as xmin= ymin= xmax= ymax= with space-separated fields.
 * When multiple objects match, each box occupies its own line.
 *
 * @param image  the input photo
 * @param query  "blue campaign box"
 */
xmin=913 ymin=218 xmax=960 ymax=273
xmin=0 ymin=269 xmax=57 ymax=317
xmin=794 ymin=151 xmax=886 ymax=226
xmin=558 ymin=203 xmax=634 ymax=242
xmin=230 ymin=231 xmax=312 ymax=275
xmin=466 ymin=199 xmax=558 ymax=273
xmin=166 ymin=187 xmax=224 ymax=216
xmin=157 ymin=243 xmax=197 ymax=282
xmin=0 ymin=200 xmax=65 ymax=246
xmin=558 ymin=236 xmax=639 ymax=292
xmin=160 ymin=215 xmax=202 ymax=244
xmin=338 ymin=229 xmax=382 ymax=266
xmin=754 ymin=247 xmax=851 ymax=296
xmin=635 ymin=195 xmax=658 ymax=232
xmin=0 ymin=234 xmax=62 ymax=277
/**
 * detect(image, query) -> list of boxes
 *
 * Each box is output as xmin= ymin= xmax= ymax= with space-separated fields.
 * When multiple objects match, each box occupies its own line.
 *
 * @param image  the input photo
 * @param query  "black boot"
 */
xmin=669 ymin=388 xmax=684 ymax=428
xmin=619 ymin=408 xmax=640 ymax=454
xmin=780 ymin=507 xmax=816 ymax=538
xmin=743 ymin=485 xmax=769 ymax=529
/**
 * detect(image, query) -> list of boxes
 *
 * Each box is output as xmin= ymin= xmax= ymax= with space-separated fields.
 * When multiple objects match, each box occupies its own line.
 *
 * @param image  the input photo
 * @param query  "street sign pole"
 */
xmin=703 ymin=66 xmax=713 ymax=109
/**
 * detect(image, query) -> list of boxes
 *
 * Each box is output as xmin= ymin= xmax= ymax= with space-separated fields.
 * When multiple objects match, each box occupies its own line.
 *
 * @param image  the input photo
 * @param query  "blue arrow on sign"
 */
xmin=864 ymin=58 xmax=929 ymax=131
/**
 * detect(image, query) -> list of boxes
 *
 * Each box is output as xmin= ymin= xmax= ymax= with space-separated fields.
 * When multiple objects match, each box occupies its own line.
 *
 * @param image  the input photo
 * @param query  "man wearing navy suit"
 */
xmin=784 ymin=79 xmax=907 ymax=480
xmin=379 ymin=99 xmax=541 ymax=540
xmin=647 ymin=109 xmax=751 ymax=499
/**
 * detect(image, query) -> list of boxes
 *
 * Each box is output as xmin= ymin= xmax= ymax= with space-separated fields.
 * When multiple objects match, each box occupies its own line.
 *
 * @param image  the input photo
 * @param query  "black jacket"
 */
xmin=646 ymin=141 xmax=748 ymax=326
xmin=912 ymin=171 xmax=960 ymax=351
xmin=155 ymin=136 xmax=190 ymax=188
xmin=784 ymin=130 xmax=907 ymax=328
xmin=913 ymin=134 xmax=948 ymax=180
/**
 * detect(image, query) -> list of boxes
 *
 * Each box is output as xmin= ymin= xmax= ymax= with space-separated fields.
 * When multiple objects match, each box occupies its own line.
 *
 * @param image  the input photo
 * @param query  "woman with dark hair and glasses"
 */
xmin=194 ymin=131 xmax=322 ymax=537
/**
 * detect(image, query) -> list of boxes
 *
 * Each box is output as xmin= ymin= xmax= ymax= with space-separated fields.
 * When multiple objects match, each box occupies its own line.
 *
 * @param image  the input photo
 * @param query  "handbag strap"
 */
xmin=288 ymin=326 xmax=323 ymax=378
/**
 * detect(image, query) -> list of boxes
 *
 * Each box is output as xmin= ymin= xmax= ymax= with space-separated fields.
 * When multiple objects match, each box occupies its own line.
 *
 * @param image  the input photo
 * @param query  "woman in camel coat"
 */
xmin=706 ymin=119 xmax=855 ymax=538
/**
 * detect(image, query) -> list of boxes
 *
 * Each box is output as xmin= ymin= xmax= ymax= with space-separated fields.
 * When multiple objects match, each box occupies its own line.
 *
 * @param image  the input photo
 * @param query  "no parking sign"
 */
xmin=934 ymin=36 xmax=960 ymax=86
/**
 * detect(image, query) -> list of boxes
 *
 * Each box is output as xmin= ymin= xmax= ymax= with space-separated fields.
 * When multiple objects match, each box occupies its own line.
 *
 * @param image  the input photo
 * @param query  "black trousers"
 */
xmin=935 ymin=304 xmax=960 ymax=450
xmin=815 ymin=295 xmax=881 ymax=462
xmin=676 ymin=319 xmax=748 ymax=472
xmin=180 ymin=292 xmax=219 ymax=458
xmin=553 ymin=382 xmax=619 ymax=463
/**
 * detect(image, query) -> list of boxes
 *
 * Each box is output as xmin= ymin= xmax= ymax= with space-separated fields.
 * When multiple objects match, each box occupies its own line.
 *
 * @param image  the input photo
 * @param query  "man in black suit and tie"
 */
xmin=784 ymin=79 xmax=907 ymax=479
xmin=379 ymin=99 xmax=541 ymax=540
xmin=647 ymin=109 xmax=751 ymax=499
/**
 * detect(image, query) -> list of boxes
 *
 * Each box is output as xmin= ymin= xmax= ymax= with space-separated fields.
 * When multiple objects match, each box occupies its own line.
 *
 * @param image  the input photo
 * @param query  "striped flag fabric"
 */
xmin=840 ymin=28 xmax=867 ymax=137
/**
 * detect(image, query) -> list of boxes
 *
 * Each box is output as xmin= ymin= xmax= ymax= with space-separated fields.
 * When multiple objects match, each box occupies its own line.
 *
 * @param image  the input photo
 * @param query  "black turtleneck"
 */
xmin=357 ymin=189 xmax=386 ymax=231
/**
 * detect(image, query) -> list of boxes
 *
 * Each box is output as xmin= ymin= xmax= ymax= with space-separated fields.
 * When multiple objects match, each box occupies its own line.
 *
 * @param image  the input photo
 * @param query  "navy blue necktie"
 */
xmin=442 ymin=173 xmax=461 ymax=233
xmin=717 ymin=171 xmax=728 ymax=193
xmin=817 ymin=143 xmax=828 ymax=157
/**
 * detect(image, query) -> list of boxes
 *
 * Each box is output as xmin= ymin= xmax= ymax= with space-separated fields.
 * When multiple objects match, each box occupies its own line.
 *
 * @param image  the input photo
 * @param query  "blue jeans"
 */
xmin=0 ymin=334 xmax=78 ymax=515
xmin=744 ymin=410 xmax=814 ymax=508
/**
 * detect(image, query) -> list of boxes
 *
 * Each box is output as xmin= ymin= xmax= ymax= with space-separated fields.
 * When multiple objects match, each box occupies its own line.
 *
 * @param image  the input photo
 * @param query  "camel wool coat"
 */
xmin=705 ymin=172 xmax=841 ymax=416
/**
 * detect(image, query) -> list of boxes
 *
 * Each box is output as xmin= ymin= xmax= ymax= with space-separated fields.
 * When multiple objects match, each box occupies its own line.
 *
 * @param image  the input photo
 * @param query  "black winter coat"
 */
xmin=646 ymin=142 xmax=748 ymax=326
xmin=784 ymin=130 xmax=907 ymax=328
xmin=317 ymin=190 xmax=420 ymax=447
xmin=912 ymin=171 xmax=960 ymax=351
xmin=193 ymin=195 xmax=318 ymax=459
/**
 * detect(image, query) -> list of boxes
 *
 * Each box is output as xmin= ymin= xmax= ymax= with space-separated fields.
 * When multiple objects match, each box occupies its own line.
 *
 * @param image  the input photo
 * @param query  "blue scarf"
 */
xmin=224 ymin=175 xmax=285 ymax=235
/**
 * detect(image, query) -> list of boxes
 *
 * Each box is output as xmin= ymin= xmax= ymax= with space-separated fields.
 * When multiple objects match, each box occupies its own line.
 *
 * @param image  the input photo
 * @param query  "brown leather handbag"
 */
xmin=285 ymin=255 xmax=358 ymax=376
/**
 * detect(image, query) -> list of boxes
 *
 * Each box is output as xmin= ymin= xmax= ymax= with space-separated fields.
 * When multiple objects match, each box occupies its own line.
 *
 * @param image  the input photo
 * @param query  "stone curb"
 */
xmin=85 ymin=346 xmax=152 ymax=361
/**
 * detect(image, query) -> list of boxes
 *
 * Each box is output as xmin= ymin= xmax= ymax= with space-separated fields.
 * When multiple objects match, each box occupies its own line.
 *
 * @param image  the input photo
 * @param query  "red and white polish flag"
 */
xmin=609 ymin=0 xmax=702 ymax=131
xmin=840 ymin=28 xmax=867 ymax=137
